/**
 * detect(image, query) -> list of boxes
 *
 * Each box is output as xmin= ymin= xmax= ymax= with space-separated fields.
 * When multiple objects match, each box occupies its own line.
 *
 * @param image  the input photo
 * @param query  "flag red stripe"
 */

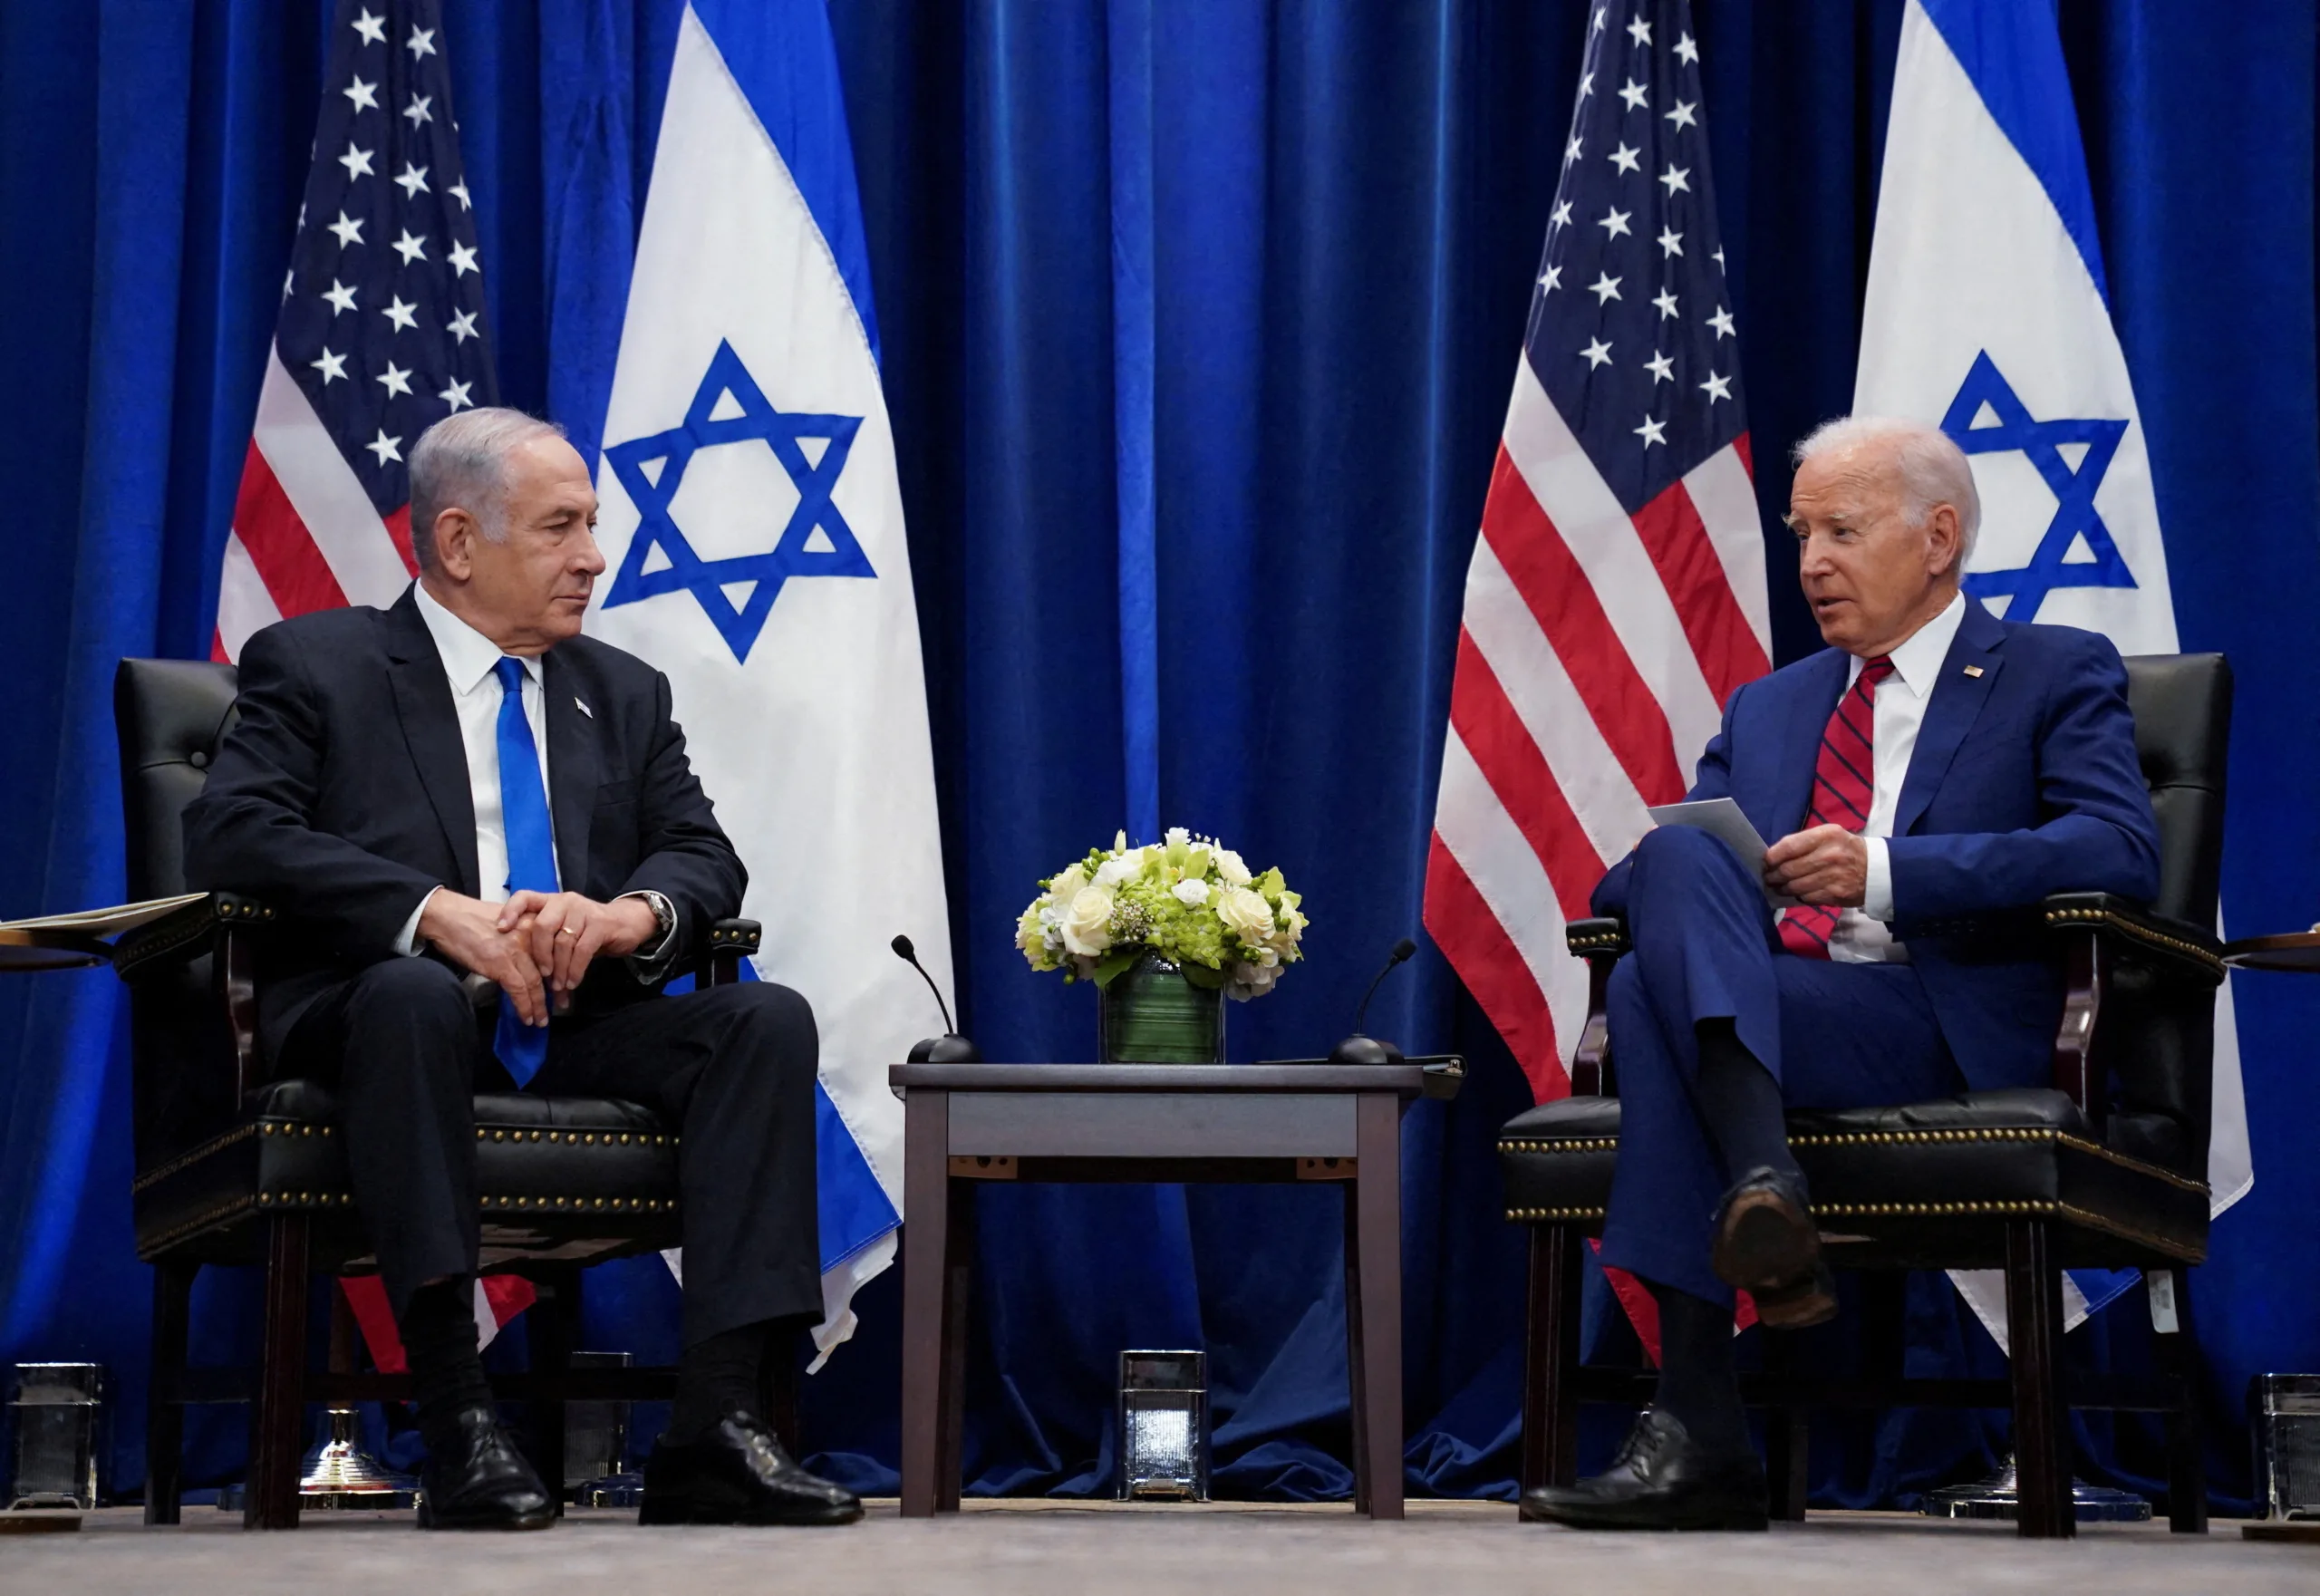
xmin=232 ymin=442 xmax=349 ymax=619
xmin=1448 ymin=632 xmax=1600 ymax=920
xmin=1481 ymin=450 xmax=1688 ymax=806
xmin=1423 ymin=833 xmax=1565 ymax=1101
xmin=383 ymin=503 xmax=419 ymax=577
xmin=1629 ymin=479 xmax=1771 ymax=708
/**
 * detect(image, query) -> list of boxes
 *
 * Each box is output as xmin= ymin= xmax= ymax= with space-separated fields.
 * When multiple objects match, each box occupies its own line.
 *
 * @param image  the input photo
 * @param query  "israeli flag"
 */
xmin=583 ymin=0 xmax=950 ymax=1364
xmin=1854 ymin=0 xmax=2251 ymax=1346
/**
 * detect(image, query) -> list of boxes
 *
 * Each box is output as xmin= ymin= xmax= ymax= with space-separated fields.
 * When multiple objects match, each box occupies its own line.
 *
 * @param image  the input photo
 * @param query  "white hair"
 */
xmin=408 ymin=407 xmax=567 ymax=571
xmin=1792 ymin=414 xmax=1981 ymax=564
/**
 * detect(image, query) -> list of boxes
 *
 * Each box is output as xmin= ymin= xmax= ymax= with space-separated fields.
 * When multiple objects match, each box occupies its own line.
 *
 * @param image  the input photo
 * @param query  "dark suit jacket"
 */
xmin=1591 ymin=599 xmax=2160 ymax=1090
xmin=183 ymin=586 xmax=746 ymax=1055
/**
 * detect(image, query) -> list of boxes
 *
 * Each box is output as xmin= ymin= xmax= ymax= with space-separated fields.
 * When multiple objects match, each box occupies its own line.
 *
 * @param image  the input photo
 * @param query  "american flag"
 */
xmin=212 ymin=0 xmax=494 ymax=663
xmin=1425 ymin=0 xmax=1771 ymax=1105
xmin=212 ymin=0 xmax=532 ymax=1358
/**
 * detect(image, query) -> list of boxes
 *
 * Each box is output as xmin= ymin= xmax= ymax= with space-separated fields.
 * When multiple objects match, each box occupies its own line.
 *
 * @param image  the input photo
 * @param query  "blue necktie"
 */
xmin=492 ymin=656 xmax=556 ymax=1088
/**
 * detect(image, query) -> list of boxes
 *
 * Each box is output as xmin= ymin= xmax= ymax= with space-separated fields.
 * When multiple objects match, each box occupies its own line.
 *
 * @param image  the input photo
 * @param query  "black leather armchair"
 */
xmin=113 ymin=658 xmax=769 ymax=1529
xmin=1497 ymin=653 xmax=2231 ymax=1539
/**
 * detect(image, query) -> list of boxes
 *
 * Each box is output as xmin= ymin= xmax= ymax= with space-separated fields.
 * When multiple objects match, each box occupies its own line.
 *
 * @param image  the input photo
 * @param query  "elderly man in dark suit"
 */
xmin=1523 ymin=417 xmax=2160 ymax=1531
xmin=185 ymin=408 xmax=858 ymax=1531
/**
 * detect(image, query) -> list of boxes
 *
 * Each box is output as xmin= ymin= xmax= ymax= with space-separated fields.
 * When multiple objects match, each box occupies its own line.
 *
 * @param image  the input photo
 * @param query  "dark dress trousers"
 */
xmin=183 ymin=587 xmax=820 ymax=1342
xmin=1588 ymin=600 xmax=2162 ymax=1305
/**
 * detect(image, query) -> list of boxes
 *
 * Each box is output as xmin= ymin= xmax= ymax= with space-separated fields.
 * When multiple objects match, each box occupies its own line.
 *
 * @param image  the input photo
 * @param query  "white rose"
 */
xmin=1050 ymin=863 xmax=1090 ymax=901
xmin=1215 ymin=886 xmax=1274 ymax=946
xmin=1165 ymin=826 xmax=1192 ymax=849
xmin=1059 ymin=886 xmax=1116 ymax=957
xmin=1213 ymin=849 xmax=1252 ymax=887
xmin=1096 ymin=847 xmax=1146 ymax=889
xmin=1228 ymin=960 xmax=1279 ymax=1000
xmin=1171 ymin=878 xmax=1211 ymax=907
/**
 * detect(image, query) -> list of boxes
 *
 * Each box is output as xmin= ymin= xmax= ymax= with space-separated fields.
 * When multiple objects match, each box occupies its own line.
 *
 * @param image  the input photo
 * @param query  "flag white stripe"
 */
xmin=251 ymin=347 xmax=411 ymax=609
xmin=1434 ymin=731 xmax=1592 ymax=1063
xmin=1681 ymin=444 xmax=1774 ymax=661
xmin=214 ymin=531 xmax=283 ymax=664
xmin=1460 ymin=535 xmax=1650 ymax=867
xmin=1501 ymin=359 xmax=1724 ymax=771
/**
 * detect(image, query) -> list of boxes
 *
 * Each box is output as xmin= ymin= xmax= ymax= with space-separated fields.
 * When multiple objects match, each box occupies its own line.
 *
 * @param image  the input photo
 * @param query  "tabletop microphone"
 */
xmin=1329 ymin=936 xmax=1418 ymax=1066
xmin=894 ymin=933 xmax=981 ymax=1063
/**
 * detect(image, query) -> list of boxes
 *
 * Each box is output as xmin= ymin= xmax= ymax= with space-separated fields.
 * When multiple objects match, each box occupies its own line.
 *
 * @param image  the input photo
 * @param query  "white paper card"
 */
xmin=1645 ymin=798 xmax=1798 ymax=909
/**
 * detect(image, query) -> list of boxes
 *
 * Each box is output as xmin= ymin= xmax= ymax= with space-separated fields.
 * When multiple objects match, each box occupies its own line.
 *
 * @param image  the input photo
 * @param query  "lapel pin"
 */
xmin=575 ymin=697 xmax=594 ymax=718
xmin=1963 ymin=665 xmax=1985 ymax=678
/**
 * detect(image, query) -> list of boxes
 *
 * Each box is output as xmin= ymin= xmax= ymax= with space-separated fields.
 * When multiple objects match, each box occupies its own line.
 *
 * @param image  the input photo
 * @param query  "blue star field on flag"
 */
xmin=275 ymin=0 xmax=495 ymax=518
xmin=602 ymin=340 xmax=875 ymax=663
xmin=1530 ymin=4 xmax=1744 ymax=515
xmin=1941 ymin=351 xmax=2137 ymax=621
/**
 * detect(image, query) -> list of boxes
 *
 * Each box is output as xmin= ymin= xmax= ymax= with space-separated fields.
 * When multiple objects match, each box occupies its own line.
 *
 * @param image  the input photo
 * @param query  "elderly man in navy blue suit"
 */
xmin=1523 ymin=417 xmax=2160 ymax=1531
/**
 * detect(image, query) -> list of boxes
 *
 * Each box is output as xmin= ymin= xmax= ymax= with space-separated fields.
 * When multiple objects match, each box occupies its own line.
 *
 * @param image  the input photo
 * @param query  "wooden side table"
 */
xmin=0 ymin=927 xmax=111 ymax=972
xmin=890 ymin=1059 xmax=1463 ymax=1519
xmin=2225 ymin=929 xmax=2320 ymax=972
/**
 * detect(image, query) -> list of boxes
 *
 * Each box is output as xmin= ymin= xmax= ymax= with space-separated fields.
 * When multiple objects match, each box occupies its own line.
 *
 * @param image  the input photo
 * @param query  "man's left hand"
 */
xmin=498 ymin=891 xmax=660 ymax=1010
xmin=1764 ymin=825 xmax=1869 ymax=906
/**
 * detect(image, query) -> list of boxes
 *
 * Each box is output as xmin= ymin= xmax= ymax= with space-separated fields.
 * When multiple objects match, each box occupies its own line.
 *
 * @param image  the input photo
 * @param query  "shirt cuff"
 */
xmin=1861 ymin=837 xmax=1895 ymax=923
xmin=394 ymin=886 xmax=443 ymax=957
xmin=617 ymin=889 xmax=681 ymax=981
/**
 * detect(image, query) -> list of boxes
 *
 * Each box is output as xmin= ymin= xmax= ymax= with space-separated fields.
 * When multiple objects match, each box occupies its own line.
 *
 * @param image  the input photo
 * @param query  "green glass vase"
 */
xmin=1097 ymin=953 xmax=1225 ymax=1064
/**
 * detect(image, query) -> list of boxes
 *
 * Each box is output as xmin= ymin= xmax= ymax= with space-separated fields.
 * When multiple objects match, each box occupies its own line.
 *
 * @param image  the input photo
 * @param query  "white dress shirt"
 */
xmin=1826 ymin=591 xmax=1967 ymax=964
xmin=395 ymin=582 xmax=675 ymax=969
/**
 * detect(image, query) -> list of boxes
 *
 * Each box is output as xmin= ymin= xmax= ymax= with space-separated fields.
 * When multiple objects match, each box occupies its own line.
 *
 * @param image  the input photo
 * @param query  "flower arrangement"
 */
xmin=1017 ymin=827 xmax=1307 ymax=1001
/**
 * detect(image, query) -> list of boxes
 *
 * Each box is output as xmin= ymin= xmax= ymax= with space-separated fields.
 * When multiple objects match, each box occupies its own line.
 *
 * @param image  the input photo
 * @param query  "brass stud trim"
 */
xmin=132 ymin=1123 xmax=259 ymax=1194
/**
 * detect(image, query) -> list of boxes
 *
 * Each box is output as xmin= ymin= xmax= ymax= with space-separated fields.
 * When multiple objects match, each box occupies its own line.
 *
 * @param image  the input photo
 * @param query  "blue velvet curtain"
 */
xmin=4 ymin=0 xmax=2317 ymax=1511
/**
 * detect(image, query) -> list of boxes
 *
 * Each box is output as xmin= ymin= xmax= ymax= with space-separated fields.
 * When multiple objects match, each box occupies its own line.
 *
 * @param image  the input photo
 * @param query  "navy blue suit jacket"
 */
xmin=1591 ymin=599 xmax=2161 ymax=1091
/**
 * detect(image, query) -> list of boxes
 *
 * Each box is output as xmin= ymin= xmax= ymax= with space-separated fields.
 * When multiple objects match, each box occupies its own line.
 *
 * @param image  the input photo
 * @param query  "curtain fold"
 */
xmin=2 ymin=0 xmax=2315 ymax=1508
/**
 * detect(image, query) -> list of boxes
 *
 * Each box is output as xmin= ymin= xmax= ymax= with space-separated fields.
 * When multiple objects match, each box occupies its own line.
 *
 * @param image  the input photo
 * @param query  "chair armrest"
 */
xmin=1564 ymin=917 xmax=1629 ymax=1096
xmin=2040 ymin=893 xmax=2225 ymax=986
xmin=699 ymin=918 xmax=761 ymax=987
xmin=111 ymin=892 xmax=276 ymax=982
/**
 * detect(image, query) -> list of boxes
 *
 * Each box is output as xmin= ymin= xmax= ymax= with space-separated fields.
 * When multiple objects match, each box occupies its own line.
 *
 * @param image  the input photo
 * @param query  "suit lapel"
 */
xmin=1893 ymin=600 xmax=2006 ymax=837
xmin=543 ymin=652 xmax=600 ymax=896
xmin=1774 ymin=650 xmax=1851 ymax=835
xmin=384 ymin=590 xmax=481 ymax=897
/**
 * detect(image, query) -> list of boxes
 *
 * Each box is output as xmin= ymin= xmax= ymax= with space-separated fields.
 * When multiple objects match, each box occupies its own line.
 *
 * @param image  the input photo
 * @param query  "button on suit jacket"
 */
xmin=184 ymin=585 xmax=746 ymax=1059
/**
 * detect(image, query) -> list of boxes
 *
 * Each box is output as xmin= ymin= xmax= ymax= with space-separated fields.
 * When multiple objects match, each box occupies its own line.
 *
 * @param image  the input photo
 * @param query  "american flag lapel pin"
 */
xmin=575 ymin=697 xmax=594 ymax=718
xmin=1963 ymin=665 xmax=1985 ymax=678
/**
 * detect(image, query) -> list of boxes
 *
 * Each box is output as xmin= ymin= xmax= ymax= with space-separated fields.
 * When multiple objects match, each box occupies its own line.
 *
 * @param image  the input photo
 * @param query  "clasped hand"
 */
xmin=1763 ymin=823 xmax=1868 ymax=906
xmin=416 ymin=889 xmax=659 ymax=1025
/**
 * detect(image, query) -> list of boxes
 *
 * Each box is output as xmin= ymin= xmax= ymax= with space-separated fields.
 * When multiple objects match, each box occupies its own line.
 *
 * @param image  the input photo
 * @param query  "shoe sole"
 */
xmin=1712 ymin=1186 xmax=1819 ymax=1294
xmin=1751 ymin=1280 xmax=1839 ymax=1330
xmin=416 ymin=1504 xmax=557 ymax=1532
xmin=1522 ymin=1498 xmax=1769 ymax=1533
xmin=637 ymin=1500 xmax=865 ymax=1527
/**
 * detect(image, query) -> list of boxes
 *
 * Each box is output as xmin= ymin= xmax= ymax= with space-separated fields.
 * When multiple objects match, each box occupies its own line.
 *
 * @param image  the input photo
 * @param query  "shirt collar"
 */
xmin=1851 ymin=591 xmax=1967 ymax=700
xmin=411 ymin=580 xmax=541 ymax=696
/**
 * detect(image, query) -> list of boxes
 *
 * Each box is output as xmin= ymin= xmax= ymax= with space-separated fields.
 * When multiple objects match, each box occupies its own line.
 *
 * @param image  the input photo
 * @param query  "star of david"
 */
xmin=602 ymin=340 xmax=875 ymax=663
xmin=1940 ymin=351 xmax=2135 ymax=622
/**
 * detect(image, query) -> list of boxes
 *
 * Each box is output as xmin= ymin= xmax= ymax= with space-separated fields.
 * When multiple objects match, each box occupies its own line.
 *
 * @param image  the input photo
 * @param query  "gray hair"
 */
xmin=1792 ymin=414 xmax=1982 ymax=565
xmin=408 ymin=407 xmax=567 ymax=571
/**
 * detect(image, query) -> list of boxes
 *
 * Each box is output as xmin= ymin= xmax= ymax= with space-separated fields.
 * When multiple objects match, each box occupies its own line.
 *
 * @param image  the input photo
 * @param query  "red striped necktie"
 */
xmin=1777 ymin=655 xmax=1894 ymax=959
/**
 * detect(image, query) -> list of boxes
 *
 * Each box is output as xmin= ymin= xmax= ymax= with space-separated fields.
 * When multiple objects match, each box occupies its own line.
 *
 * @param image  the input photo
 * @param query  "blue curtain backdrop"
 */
xmin=4 ymin=0 xmax=2316 ymax=1511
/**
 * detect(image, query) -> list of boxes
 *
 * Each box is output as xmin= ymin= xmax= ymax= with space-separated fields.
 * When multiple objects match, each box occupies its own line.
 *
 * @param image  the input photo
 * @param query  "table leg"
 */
xmin=937 ymin=1175 xmax=975 ymax=1511
xmin=899 ymin=1089 xmax=951 ymax=1518
xmin=1342 ymin=1181 xmax=1371 ymax=1515
xmin=1351 ymin=1095 xmax=1403 ymax=1519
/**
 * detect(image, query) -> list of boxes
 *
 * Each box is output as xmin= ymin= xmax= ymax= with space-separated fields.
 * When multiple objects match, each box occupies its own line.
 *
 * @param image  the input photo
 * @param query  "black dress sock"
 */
xmin=668 ymin=1320 xmax=775 ymax=1444
xmin=399 ymin=1277 xmax=495 ymax=1451
xmin=1647 ymin=1278 xmax=1751 ymax=1456
xmin=1693 ymin=1018 xmax=1801 ymax=1184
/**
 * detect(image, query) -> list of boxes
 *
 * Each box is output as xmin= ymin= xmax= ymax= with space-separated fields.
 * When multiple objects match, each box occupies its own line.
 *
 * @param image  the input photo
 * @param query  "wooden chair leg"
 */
xmin=246 ymin=1213 xmax=311 ymax=1530
xmin=1522 ymin=1226 xmax=1582 ymax=1496
xmin=2003 ymin=1219 xmax=2074 ymax=1540
xmin=2151 ymin=1267 xmax=2209 ymax=1533
xmin=144 ymin=1261 xmax=195 ymax=1525
xmin=528 ymin=1272 xmax=577 ymax=1514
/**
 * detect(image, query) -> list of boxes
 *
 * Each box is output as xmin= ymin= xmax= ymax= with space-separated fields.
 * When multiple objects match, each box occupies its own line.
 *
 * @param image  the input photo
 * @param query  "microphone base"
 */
xmin=908 ymin=1034 xmax=983 ymax=1063
xmin=1327 ymin=1034 xmax=1404 ymax=1067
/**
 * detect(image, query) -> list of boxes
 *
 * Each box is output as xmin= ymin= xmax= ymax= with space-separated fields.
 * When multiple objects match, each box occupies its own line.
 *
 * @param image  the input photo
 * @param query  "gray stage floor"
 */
xmin=7 ymin=1500 xmax=2313 ymax=1594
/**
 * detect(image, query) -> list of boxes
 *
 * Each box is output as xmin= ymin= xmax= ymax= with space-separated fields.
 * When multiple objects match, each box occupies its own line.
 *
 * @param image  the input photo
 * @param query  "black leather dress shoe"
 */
xmin=1711 ymin=1166 xmax=1820 ymax=1295
xmin=1520 ymin=1409 xmax=1767 ymax=1531
xmin=417 ymin=1407 xmax=556 ymax=1531
xmin=640 ymin=1412 xmax=865 ymax=1526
